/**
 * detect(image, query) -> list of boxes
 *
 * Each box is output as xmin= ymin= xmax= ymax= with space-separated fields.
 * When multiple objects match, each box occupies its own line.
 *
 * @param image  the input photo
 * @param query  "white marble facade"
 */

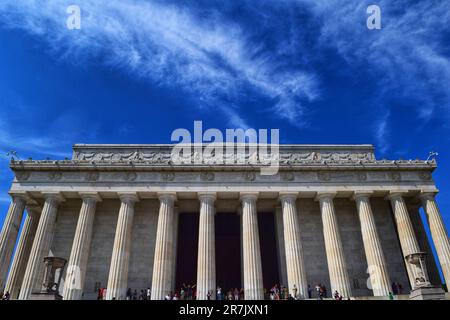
xmin=0 ymin=144 xmax=449 ymax=300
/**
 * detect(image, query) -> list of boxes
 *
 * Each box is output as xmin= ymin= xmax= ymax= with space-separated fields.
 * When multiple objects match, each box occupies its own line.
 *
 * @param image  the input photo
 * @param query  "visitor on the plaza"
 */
xmin=391 ymin=282 xmax=398 ymax=295
xmin=292 ymin=284 xmax=298 ymax=299
xmin=321 ymin=284 xmax=328 ymax=298
xmin=307 ymin=284 xmax=312 ymax=299
xmin=126 ymin=288 xmax=132 ymax=300
xmin=2 ymin=291 xmax=10 ymax=300
xmin=216 ymin=286 xmax=222 ymax=300
xmin=164 ymin=293 xmax=171 ymax=300
xmin=97 ymin=288 xmax=103 ymax=300
xmin=227 ymin=290 xmax=233 ymax=300
xmin=397 ymin=282 xmax=403 ymax=294
xmin=333 ymin=290 xmax=342 ymax=300
xmin=233 ymin=288 xmax=239 ymax=300
xmin=139 ymin=290 xmax=145 ymax=300
xmin=315 ymin=284 xmax=322 ymax=299
xmin=273 ymin=284 xmax=280 ymax=300
xmin=146 ymin=287 xmax=151 ymax=300
xmin=173 ymin=292 xmax=179 ymax=300
xmin=282 ymin=286 xmax=288 ymax=299
xmin=388 ymin=292 xmax=394 ymax=300
xmin=187 ymin=284 xmax=193 ymax=300
xmin=240 ymin=288 xmax=244 ymax=300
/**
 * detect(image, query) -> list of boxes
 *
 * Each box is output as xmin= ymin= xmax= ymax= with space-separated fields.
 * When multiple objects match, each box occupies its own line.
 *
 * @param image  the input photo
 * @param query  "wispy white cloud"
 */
xmin=0 ymin=0 xmax=318 ymax=127
xmin=297 ymin=0 xmax=450 ymax=120
xmin=374 ymin=111 xmax=390 ymax=155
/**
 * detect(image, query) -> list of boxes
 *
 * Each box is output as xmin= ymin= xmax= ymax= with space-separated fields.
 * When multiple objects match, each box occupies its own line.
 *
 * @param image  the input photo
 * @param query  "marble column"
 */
xmin=105 ymin=193 xmax=138 ymax=300
xmin=353 ymin=192 xmax=391 ymax=296
xmin=387 ymin=191 xmax=424 ymax=287
xmin=279 ymin=192 xmax=308 ymax=299
xmin=240 ymin=192 xmax=264 ymax=300
xmin=151 ymin=193 xmax=176 ymax=300
xmin=0 ymin=193 xmax=27 ymax=290
xmin=274 ymin=206 xmax=288 ymax=288
xmin=316 ymin=192 xmax=352 ymax=298
xmin=19 ymin=193 xmax=64 ymax=300
xmin=196 ymin=192 xmax=216 ymax=300
xmin=420 ymin=191 xmax=450 ymax=289
xmin=63 ymin=193 xmax=101 ymax=300
xmin=3 ymin=205 xmax=40 ymax=299
xmin=170 ymin=206 xmax=179 ymax=292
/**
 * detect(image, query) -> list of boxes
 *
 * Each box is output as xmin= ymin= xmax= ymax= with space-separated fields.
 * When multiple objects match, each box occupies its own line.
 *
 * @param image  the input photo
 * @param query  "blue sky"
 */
xmin=0 ymin=1 xmax=449 ymax=280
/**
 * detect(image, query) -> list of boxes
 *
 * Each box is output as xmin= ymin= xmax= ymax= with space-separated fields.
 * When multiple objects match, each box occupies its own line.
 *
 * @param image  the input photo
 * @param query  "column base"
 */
xmin=409 ymin=285 xmax=446 ymax=300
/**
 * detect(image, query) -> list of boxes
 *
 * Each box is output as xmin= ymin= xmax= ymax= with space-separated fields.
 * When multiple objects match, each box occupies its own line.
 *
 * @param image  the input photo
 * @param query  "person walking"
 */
xmin=126 ymin=288 xmax=132 ymax=300
xmin=391 ymin=282 xmax=398 ymax=295
xmin=234 ymin=288 xmax=239 ymax=300
xmin=307 ymin=284 xmax=312 ymax=299
xmin=315 ymin=284 xmax=322 ymax=300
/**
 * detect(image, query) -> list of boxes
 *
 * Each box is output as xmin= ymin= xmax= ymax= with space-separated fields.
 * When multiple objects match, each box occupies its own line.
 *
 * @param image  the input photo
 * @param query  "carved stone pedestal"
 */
xmin=29 ymin=256 xmax=66 ymax=300
xmin=409 ymin=285 xmax=446 ymax=300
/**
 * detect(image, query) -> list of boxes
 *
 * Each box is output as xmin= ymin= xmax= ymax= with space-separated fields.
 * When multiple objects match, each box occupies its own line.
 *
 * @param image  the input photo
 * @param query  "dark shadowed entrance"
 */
xmin=258 ymin=212 xmax=280 ymax=290
xmin=175 ymin=213 xmax=199 ymax=290
xmin=215 ymin=212 xmax=241 ymax=291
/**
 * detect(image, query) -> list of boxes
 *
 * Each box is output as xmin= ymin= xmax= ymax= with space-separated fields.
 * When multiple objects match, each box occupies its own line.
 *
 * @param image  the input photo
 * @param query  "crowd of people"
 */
xmin=0 ymin=291 xmax=11 ymax=300
xmin=4 ymin=280 xmax=405 ymax=301
xmin=102 ymin=282 xmax=364 ymax=300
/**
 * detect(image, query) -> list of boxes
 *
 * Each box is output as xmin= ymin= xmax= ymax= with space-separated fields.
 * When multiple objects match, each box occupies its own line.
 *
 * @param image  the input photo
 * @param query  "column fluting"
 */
xmin=0 ymin=194 xmax=27 ymax=290
xmin=105 ymin=193 xmax=138 ymax=300
xmin=196 ymin=192 xmax=216 ymax=300
xmin=387 ymin=192 xmax=424 ymax=287
xmin=353 ymin=192 xmax=391 ymax=296
xmin=420 ymin=192 xmax=450 ymax=289
xmin=240 ymin=192 xmax=264 ymax=300
xmin=3 ymin=205 xmax=39 ymax=298
xmin=279 ymin=192 xmax=308 ymax=299
xmin=19 ymin=193 xmax=64 ymax=300
xmin=316 ymin=192 xmax=352 ymax=298
xmin=63 ymin=193 xmax=101 ymax=300
xmin=151 ymin=193 xmax=176 ymax=300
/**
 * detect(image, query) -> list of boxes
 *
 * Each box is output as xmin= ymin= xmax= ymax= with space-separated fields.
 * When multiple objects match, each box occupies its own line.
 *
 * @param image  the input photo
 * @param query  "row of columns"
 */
xmin=0 ymin=190 xmax=449 ymax=299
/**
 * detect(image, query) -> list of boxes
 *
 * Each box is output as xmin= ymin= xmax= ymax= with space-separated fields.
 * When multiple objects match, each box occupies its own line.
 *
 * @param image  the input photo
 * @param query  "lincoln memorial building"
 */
xmin=0 ymin=144 xmax=449 ymax=300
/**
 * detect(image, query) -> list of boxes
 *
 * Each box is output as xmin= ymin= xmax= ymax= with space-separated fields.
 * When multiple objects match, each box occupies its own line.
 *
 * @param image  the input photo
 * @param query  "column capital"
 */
xmin=352 ymin=191 xmax=374 ymax=201
xmin=385 ymin=190 xmax=408 ymax=201
xmin=315 ymin=192 xmax=336 ymax=202
xmin=118 ymin=192 xmax=139 ymax=203
xmin=42 ymin=192 xmax=65 ymax=203
xmin=157 ymin=192 xmax=177 ymax=202
xmin=198 ymin=192 xmax=217 ymax=202
xmin=279 ymin=192 xmax=298 ymax=202
xmin=419 ymin=190 xmax=439 ymax=201
xmin=79 ymin=192 xmax=102 ymax=202
xmin=240 ymin=192 xmax=259 ymax=202
xmin=8 ymin=191 xmax=31 ymax=203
